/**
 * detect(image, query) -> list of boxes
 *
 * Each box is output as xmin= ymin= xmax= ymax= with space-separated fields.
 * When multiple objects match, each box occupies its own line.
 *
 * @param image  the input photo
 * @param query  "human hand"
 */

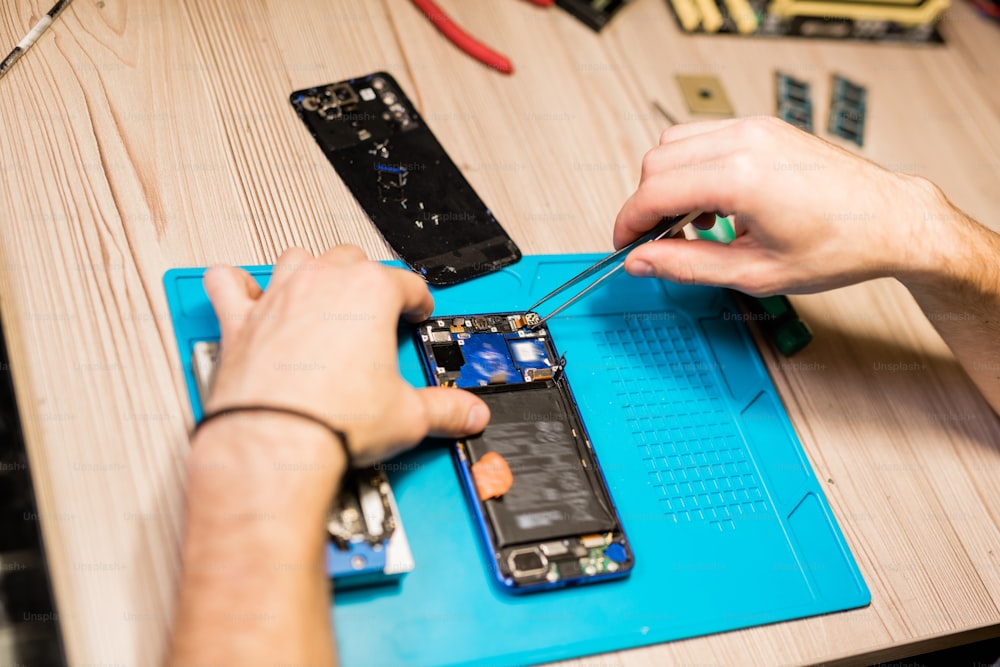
xmin=201 ymin=245 xmax=490 ymax=466
xmin=614 ymin=116 xmax=952 ymax=296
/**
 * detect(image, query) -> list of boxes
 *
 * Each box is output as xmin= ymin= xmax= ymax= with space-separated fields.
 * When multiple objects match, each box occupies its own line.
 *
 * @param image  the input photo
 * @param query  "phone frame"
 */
xmin=289 ymin=72 xmax=522 ymax=285
xmin=415 ymin=313 xmax=634 ymax=593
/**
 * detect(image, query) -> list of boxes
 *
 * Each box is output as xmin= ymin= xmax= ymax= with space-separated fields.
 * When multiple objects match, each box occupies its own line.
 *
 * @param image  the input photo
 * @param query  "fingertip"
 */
xmin=203 ymin=264 xmax=236 ymax=299
xmin=395 ymin=269 xmax=436 ymax=322
xmin=624 ymin=254 xmax=656 ymax=278
xmin=418 ymin=387 xmax=492 ymax=438
xmin=206 ymin=264 xmax=262 ymax=300
xmin=612 ymin=229 xmax=627 ymax=251
xmin=321 ymin=244 xmax=368 ymax=265
xmin=612 ymin=224 xmax=633 ymax=251
xmin=203 ymin=262 xmax=228 ymax=281
xmin=465 ymin=398 xmax=491 ymax=434
xmin=402 ymin=308 xmax=434 ymax=324
xmin=202 ymin=265 xmax=262 ymax=339
xmin=613 ymin=209 xmax=646 ymax=250
xmin=276 ymin=246 xmax=312 ymax=262
xmin=401 ymin=291 xmax=434 ymax=323
xmin=269 ymin=247 xmax=314 ymax=288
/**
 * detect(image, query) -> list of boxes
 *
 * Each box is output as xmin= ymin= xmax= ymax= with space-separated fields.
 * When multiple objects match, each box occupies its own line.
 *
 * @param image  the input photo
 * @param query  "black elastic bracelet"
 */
xmin=193 ymin=405 xmax=353 ymax=470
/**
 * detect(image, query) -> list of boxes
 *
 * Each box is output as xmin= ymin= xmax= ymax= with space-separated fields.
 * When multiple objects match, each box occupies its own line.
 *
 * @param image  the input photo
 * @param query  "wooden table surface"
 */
xmin=1 ymin=0 xmax=999 ymax=665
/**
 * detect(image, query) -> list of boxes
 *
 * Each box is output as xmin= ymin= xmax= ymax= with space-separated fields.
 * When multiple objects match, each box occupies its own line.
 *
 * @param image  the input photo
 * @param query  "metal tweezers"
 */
xmin=525 ymin=211 xmax=702 ymax=329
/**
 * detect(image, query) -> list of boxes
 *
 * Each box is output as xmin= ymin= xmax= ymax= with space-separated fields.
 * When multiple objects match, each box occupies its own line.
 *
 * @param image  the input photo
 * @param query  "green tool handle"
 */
xmin=693 ymin=216 xmax=813 ymax=357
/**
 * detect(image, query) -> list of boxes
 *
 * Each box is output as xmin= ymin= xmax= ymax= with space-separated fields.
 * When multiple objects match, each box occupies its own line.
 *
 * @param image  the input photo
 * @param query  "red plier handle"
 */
xmin=411 ymin=0 xmax=553 ymax=74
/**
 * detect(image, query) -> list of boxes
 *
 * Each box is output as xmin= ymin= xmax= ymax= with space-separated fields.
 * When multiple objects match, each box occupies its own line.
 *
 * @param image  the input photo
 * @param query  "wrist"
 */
xmin=891 ymin=175 xmax=970 ymax=294
xmin=188 ymin=411 xmax=347 ymax=527
xmin=195 ymin=405 xmax=353 ymax=470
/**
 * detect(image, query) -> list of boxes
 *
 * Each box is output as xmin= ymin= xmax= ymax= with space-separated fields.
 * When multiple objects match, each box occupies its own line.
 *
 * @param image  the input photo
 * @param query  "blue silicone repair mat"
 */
xmin=164 ymin=254 xmax=869 ymax=667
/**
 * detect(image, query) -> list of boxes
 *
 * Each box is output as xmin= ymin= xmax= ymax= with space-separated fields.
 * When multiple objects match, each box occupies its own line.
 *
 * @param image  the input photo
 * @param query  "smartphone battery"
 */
xmin=465 ymin=383 xmax=617 ymax=548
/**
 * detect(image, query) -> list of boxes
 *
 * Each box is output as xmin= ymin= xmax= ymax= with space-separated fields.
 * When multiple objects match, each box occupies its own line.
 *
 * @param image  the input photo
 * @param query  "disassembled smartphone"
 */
xmin=191 ymin=342 xmax=414 ymax=588
xmin=415 ymin=314 xmax=634 ymax=593
xmin=289 ymin=72 xmax=521 ymax=285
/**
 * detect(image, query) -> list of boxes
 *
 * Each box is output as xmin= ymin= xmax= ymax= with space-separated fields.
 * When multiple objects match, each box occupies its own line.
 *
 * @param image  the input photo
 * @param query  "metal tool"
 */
xmin=410 ymin=0 xmax=554 ymax=75
xmin=0 ymin=0 xmax=74 ymax=81
xmin=525 ymin=210 xmax=702 ymax=328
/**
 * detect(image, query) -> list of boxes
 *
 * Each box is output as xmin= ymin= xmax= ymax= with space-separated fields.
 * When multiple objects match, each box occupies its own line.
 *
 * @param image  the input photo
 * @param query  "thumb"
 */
xmin=624 ymin=238 xmax=762 ymax=292
xmin=203 ymin=265 xmax=263 ymax=340
xmin=416 ymin=387 xmax=491 ymax=438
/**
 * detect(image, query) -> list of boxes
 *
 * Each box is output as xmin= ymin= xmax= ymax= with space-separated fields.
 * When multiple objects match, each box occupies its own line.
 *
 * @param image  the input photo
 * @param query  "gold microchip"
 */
xmin=525 ymin=367 xmax=554 ymax=382
xmin=676 ymin=75 xmax=735 ymax=116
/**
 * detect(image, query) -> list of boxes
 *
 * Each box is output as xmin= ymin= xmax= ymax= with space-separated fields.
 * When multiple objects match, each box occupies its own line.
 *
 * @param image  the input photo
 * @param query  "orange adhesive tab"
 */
xmin=470 ymin=451 xmax=514 ymax=501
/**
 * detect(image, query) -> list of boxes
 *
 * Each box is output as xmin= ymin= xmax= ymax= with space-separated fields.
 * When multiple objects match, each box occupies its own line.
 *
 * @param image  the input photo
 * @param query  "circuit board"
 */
xmin=664 ymin=0 xmax=947 ymax=42
xmin=828 ymin=75 xmax=867 ymax=146
xmin=421 ymin=313 xmax=556 ymax=389
xmin=775 ymin=72 xmax=814 ymax=133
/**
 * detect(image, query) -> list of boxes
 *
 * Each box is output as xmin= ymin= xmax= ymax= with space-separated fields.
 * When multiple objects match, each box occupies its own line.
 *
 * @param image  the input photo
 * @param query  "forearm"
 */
xmin=167 ymin=248 xmax=490 ymax=664
xmin=168 ymin=413 xmax=345 ymax=667
xmin=897 ymin=183 xmax=1000 ymax=414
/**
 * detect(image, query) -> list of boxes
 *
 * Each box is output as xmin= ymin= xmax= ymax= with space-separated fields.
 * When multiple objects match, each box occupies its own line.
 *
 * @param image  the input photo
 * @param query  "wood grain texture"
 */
xmin=0 ymin=0 xmax=998 ymax=665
